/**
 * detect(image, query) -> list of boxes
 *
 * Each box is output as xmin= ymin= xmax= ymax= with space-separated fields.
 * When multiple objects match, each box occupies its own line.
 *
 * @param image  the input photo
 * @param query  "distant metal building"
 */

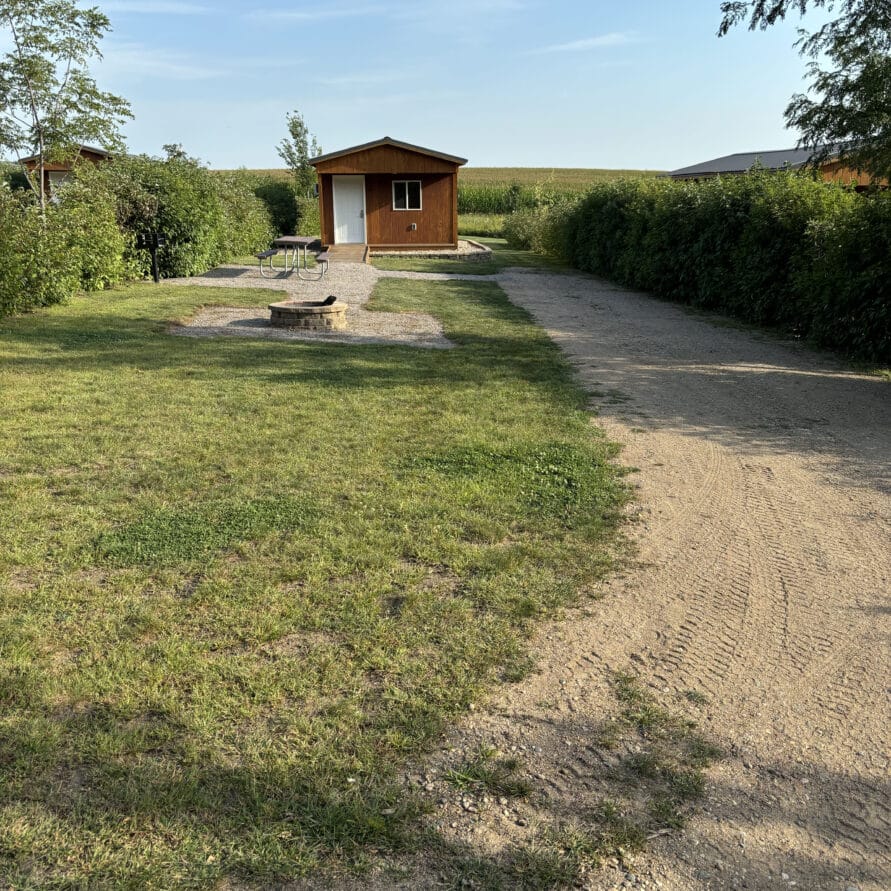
xmin=666 ymin=148 xmax=884 ymax=189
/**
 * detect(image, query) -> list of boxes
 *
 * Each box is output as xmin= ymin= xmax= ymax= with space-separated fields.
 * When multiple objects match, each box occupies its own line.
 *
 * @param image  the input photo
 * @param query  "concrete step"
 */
xmin=328 ymin=244 xmax=369 ymax=264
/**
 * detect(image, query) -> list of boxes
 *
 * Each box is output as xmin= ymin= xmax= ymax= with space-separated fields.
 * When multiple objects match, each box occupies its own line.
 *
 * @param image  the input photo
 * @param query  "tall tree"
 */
xmin=0 ymin=0 xmax=132 ymax=210
xmin=276 ymin=110 xmax=320 ymax=198
xmin=719 ymin=0 xmax=891 ymax=181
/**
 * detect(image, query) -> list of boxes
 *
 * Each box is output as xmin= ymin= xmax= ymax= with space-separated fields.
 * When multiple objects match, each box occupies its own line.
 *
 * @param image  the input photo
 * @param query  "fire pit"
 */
xmin=268 ymin=296 xmax=347 ymax=330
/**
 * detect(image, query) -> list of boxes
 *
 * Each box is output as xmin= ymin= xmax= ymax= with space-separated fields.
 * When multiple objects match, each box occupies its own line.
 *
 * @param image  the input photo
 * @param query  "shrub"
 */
xmin=295 ymin=194 xmax=320 ymax=236
xmin=0 ymin=171 xmax=128 ymax=316
xmin=524 ymin=172 xmax=888 ymax=362
xmin=798 ymin=192 xmax=891 ymax=359
xmin=56 ymin=168 xmax=132 ymax=290
xmin=504 ymin=197 xmax=580 ymax=256
xmin=252 ymin=175 xmax=298 ymax=235
xmin=214 ymin=171 xmax=275 ymax=260
xmin=94 ymin=154 xmax=273 ymax=277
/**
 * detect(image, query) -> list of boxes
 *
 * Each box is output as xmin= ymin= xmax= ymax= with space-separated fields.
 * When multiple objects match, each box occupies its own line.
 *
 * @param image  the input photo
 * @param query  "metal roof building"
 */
xmin=666 ymin=148 xmax=818 ymax=179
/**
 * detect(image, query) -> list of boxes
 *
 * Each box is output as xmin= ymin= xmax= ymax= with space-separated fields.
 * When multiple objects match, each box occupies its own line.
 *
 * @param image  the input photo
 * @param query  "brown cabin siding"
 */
xmin=313 ymin=141 xmax=463 ymax=248
xmin=365 ymin=173 xmax=454 ymax=246
xmin=819 ymin=160 xmax=883 ymax=188
xmin=21 ymin=147 xmax=110 ymax=197
xmin=319 ymin=174 xmax=335 ymax=246
xmin=313 ymin=145 xmax=457 ymax=177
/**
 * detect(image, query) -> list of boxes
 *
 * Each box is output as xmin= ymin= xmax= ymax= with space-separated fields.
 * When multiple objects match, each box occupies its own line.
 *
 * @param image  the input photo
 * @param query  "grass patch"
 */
xmin=371 ymin=237 xmax=564 ymax=276
xmin=435 ymin=675 xmax=721 ymax=888
xmin=610 ymin=673 xmax=722 ymax=832
xmin=95 ymin=495 xmax=316 ymax=566
xmin=459 ymin=213 xmax=506 ymax=237
xmin=445 ymin=748 xmax=531 ymax=799
xmin=0 ymin=262 xmax=625 ymax=885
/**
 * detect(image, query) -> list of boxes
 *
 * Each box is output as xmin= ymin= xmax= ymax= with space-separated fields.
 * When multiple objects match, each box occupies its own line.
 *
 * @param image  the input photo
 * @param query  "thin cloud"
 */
xmin=315 ymin=72 xmax=405 ymax=87
xmin=401 ymin=0 xmax=525 ymax=31
xmin=530 ymin=32 xmax=638 ymax=54
xmin=102 ymin=1 xmax=211 ymax=13
xmin=100 ymin=43 xmax=224 ymax=80
xmin=248 ymin=4 xmax=388 ymax=22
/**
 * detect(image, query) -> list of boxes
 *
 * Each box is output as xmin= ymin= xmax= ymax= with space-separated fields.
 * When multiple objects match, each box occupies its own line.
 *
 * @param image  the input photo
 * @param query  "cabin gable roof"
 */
xmin=310 ymin=137 xmax=467 ymax=173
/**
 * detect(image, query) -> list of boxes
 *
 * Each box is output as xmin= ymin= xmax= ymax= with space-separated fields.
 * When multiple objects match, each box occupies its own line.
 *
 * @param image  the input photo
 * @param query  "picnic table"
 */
xmin=259 ymin=236 xmax=329 ymax=281
xmin=273 ymin=236 xmax=320 ymax=274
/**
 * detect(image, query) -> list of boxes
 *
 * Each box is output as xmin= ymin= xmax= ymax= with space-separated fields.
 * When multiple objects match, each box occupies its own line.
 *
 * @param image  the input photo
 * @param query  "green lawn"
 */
xmin=371 ymin=237 xmax=564 ymax=276
xmin=458 ymin=213 xmax=506 ymax=237
xmin=0 ymin=269 xmax=627 ymax=886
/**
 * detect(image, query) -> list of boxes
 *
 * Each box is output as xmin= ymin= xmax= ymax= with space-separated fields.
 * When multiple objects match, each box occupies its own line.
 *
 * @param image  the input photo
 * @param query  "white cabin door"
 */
xmin=332 ymin=175 xmax=366 ymax=243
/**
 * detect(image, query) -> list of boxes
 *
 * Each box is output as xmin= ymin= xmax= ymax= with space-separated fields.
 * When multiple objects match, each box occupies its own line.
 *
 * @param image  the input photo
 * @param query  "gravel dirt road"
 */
xmin=420 ymin=269 xmax=889 ymax=890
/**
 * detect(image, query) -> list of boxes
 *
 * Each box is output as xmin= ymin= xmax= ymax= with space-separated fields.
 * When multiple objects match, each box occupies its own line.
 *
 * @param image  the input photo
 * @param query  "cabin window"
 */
xmin=392 ymin=180 xmax=422 ymax=211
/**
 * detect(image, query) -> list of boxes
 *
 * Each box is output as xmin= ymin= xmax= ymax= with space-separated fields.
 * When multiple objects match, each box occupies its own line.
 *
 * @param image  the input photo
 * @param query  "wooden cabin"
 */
xmin=310 ymin=137 xmax=467 ymax=251
xmin=666 ymin=147 xmax=886 ymax=190
xmin=19 ymin=145 xmax=111 ymax=197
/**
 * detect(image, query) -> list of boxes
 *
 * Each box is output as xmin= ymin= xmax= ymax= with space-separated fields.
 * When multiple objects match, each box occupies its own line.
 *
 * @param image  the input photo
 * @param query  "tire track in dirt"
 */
xmin=409 ymin=269 xmax=890 ymax=890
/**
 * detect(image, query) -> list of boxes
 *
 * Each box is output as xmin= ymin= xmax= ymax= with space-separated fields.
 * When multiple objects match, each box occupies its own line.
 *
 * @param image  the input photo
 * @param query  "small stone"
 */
xmin=516 ymin=817 xmax=528 ymax=827
xmin=380 ymin=808 xmax=395 ymax=816
xmin=498 ymin=797 xmax=508 ymax=806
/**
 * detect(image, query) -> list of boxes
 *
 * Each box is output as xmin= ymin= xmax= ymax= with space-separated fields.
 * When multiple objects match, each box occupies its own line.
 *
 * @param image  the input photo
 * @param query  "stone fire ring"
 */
xmin=268 ymin=299 xmax=347 ymax=331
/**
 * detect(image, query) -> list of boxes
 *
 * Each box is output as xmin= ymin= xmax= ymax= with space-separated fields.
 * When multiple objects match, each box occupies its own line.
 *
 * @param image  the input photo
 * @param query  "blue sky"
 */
xmin=87 ymin=0 xmax=820 ymax=170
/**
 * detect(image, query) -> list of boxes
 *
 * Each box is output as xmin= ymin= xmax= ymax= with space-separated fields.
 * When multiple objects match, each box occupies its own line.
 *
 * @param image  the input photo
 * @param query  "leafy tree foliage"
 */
xmin=719 ymin=1 xmax=891 ymax=181
xmin=276 ymin=110 xmax=320 ymax=198
xmin=0 ymin=0 xmax=132 ymax=210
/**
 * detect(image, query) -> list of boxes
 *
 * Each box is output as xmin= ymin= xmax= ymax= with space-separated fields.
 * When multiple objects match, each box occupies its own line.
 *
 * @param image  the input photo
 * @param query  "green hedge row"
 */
xmin=214 ymin=171 xmax=320 ymax=238
xmin=87 ymin=156 xmax=274 ymax=279
xmin=506 ymin=173 xmax=890 ymax=362
xmin=1 ymin=153 xmax=279 ymax=315
xmin=0 ymin=177 xmax=130 ymax=316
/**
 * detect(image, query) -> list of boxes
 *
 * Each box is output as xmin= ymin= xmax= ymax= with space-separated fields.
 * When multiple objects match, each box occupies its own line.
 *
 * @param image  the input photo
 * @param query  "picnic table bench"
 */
xmin=257 ymin=238 xmax=330 ymax=280
xmin=256 ymin=248 xmax=280 ymax=278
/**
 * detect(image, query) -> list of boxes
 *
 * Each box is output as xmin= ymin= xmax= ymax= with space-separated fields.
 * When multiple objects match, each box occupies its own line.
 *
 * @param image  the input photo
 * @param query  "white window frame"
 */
xmin=392 ymin=179 xmax=422 ymax=211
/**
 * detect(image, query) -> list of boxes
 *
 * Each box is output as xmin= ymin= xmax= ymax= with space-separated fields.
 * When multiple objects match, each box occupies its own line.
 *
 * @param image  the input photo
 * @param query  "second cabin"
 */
xmin=310 ymin=137 xmax=467 ymax=252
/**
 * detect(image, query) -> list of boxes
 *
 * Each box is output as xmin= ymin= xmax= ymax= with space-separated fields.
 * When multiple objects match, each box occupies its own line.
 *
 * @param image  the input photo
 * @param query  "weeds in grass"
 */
xmin=436 ymin=675 xmax=722 ymax=888
xmin=683 ymin=688 xmax=709 ymax=705
xmin=458 ymin=213 xmax=505 ymax=237
xmin=610 ymin=673 xmax=722 ymax=833
xmin=445 ymin=747 xmax=532 ymax=799
xmin=95 ymin=495 xmax=316 ymax=566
